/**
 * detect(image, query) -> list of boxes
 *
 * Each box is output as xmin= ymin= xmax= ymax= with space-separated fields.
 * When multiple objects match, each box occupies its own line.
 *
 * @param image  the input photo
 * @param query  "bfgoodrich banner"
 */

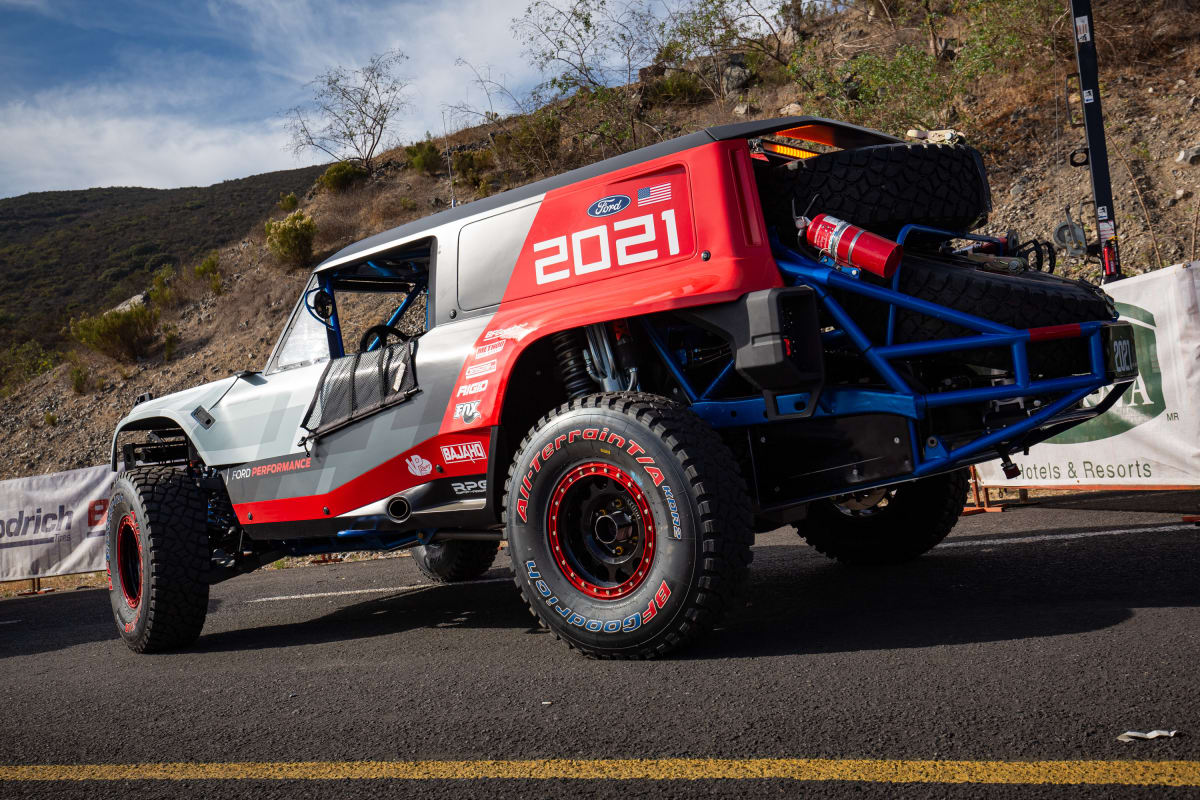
xmin=0 ymin=465 xmax=113 ymax=581
xmin=977 ymin=262 xmax=1200 ymax=487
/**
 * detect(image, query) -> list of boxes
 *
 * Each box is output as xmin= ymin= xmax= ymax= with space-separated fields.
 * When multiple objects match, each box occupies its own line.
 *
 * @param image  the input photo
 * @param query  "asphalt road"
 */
xmin=2 ymin=490 xmax=1199 ymax=798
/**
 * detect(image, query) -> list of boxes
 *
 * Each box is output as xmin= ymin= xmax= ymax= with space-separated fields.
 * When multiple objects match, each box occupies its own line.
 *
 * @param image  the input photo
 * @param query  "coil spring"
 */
xmin=551 ymin=330 xmax=593 ymax=399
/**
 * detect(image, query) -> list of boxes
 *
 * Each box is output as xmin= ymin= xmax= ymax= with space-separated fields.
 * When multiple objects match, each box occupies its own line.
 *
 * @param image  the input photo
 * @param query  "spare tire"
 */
xmin=757 ymin=142 xmax=991 ymax=239
xmin=880 ymin=255 xmax=1116 ymax=374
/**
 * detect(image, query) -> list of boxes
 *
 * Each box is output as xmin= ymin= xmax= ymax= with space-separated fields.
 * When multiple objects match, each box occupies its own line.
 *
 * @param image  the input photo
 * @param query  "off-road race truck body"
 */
xmin=106 ymin=116 xmax=1138 ymax=657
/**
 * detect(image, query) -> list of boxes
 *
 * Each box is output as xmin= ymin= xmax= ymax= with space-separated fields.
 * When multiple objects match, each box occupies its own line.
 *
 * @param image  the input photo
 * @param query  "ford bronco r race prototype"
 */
xmin=106 ymin=116 xmax=1138 ymax=658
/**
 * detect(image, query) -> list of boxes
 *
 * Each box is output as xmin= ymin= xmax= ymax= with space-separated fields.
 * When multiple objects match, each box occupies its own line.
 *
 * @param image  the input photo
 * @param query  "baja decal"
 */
xmin=405 ymin=454 xmax=433 ymax=477
xmin=457 ymin=380 xmax=487 ymax=397
xmin=474 ymin=340 xmax=505 ymax=359
xmin=454 ymin=400 xmax=481 ymax=423
xmin=525 ymin=560 xmax=670 ymax=633
xmin=587 ymin=194 xmax=631 ymax=217
xmin=451 ymin=480 xmax=487 ymax=496
xmin=662 ymin=485 xmax=682 ymax=540
xmin=532 ymin=210 xmax=681 ymax=285
xmin=465 ymin=360 xmax=497 ymax=379
xmin=514 ymin=428 xmax=665 ymax=522
xmin=441 ymin=441 xmax=487 ymax=464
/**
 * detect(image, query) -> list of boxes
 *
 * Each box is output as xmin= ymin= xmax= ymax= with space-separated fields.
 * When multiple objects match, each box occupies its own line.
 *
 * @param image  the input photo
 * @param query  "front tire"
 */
xmin=505 ymin=393 xmax=752 ymax=659
xmin=106 ymin=467 xmax=211 ymax=653
xmin=799 ymin=469 xmax=969 ymax=566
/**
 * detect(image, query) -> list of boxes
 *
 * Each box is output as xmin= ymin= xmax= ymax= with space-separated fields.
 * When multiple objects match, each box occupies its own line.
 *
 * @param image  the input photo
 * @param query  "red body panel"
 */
xmin=441 ymin=138 xmax=782 ymax=436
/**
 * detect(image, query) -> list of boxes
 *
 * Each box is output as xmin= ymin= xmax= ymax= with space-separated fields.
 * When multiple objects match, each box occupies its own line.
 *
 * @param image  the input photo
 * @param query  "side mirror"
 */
xmin=311 ymin=290 xmax=335 ymax=320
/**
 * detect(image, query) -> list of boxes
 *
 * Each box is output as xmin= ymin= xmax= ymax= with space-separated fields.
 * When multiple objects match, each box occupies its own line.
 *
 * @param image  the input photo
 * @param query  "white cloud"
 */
xmin=0 ymin=0 xmax=545 ymax=196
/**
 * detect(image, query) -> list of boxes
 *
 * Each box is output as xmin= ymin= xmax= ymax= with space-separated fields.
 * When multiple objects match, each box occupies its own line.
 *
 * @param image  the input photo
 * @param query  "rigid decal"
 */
xmin=457 ymin=380 xmax=487 ymax=397
xmin=441 ymin=441 xmax=487 ymax=464
xmin=405 ymin=454 xmax=433 ymax=477
xmin=514 ymin=427 xmax=665 ymax=523
xmin=525 ymin=560 xmax=670 ymax=633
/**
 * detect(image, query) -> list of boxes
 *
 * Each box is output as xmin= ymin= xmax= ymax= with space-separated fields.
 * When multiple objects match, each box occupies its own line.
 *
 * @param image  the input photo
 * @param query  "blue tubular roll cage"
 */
xmin=643 ymin=231 xmax=1130 ymax=491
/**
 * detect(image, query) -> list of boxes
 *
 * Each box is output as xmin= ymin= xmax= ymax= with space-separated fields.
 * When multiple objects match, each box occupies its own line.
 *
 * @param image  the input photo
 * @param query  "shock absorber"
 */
xmin=551 ymin=330 xmax=594 ymax=399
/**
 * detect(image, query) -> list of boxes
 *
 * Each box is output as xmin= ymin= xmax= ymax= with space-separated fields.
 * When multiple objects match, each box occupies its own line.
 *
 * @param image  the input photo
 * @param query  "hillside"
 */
xmin=0 ymin=165 xmax=325 ymax=353
xmin=0 ymin=0 xmax=1197 ymax=481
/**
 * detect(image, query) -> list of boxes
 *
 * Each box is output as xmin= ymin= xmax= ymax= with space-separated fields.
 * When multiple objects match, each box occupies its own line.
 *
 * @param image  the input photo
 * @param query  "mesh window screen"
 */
xmin=301 ymin=342 xmax=418 ymax=440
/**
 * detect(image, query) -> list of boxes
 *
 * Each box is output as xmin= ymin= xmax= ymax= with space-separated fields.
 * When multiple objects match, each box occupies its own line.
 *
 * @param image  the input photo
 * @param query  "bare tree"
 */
xmin=285 ymin=50 xmax=411 ymax=173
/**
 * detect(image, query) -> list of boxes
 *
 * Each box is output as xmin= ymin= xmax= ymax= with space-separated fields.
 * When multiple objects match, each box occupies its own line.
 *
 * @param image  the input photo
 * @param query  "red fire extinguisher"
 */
xmin=805 ymin=214 xmax=903 ymax=279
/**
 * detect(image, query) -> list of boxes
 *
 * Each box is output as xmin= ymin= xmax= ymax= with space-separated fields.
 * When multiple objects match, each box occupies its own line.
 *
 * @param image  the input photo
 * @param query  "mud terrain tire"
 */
xmin=760 ymin=142 xmax=991 ymax=238
xmin=410 ymin=540 xmax=500 ymax=583
xmin=505 ymin=393 xmax=752 ymax=659
xmin=106 ymin=467 xmax=210 ymax=653
xmin=799 ymin=469 xmax=969 ymax=566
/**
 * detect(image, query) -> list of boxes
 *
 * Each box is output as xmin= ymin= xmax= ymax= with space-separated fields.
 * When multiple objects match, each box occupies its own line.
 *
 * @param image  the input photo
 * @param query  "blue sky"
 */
xmin=0 ymin=0 xmax=538 ymax=198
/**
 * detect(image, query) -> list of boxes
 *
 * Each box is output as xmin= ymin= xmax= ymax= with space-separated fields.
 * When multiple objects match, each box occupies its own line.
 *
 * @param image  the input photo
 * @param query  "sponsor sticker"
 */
xmin=474 ymin=340 xmax=505 ymax=359
xmin=441 ymin=441 xmax=487 ymax=464
xmin=1083 ymin=89 xmax=1095 ymax=104
xmin=483 ymin=325 xmax=530 ymax=342
xmin=1074 ymin=15 xmax=1091 ymax=42
xmin=454 ymin=400 xmax=481 ymax=423
xmin=405 ymin=454 xmax=433 ymax=477
xmin=451 ymin=480 xmax=487 ymax=496
xmin=457 ymin=380 xmax=487 ymax=397
xmin=587 ymin=194 xmax=631 ymax=217
xmin=466 ymin=360 xmax=497 ymax=379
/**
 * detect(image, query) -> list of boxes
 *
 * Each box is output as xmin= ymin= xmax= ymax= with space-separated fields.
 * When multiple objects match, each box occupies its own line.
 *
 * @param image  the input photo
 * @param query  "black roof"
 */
xmin=315 ymin=116 xmax=898 ymax=271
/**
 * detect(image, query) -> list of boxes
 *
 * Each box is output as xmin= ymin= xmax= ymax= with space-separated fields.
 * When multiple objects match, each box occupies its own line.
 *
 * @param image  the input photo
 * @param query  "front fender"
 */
xmin=110 ymin=377 xmax=238 ymax=470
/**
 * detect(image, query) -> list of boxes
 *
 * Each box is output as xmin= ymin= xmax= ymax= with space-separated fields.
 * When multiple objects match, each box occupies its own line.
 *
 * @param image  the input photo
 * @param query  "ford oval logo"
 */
xmin=587 ymin=194 xmax=631 ymax=217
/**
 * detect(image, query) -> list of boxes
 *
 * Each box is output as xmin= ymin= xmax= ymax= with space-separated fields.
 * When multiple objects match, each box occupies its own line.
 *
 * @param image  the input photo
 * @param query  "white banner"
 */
xmin=0 ymin=465 xmax=114 ymax=581
xmin=977 ymin=262 xmax=1200 ymax=487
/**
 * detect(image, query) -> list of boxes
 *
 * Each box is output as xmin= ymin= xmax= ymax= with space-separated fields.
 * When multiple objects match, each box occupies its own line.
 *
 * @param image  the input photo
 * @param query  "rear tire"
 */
xmin=410 ymin=540 xmax=499 ymax=583
xmin=505 ymin=393 xmax=752 ymax=659
xmin=106 ymin=467 xmax=210 ymax=653
xmin=799 ymin=469 xmax=969 ymax=566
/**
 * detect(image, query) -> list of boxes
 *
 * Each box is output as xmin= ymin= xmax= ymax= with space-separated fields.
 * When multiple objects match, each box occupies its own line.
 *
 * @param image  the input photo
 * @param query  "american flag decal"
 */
xmin=637 ymin=183 xmax=671 ymax=206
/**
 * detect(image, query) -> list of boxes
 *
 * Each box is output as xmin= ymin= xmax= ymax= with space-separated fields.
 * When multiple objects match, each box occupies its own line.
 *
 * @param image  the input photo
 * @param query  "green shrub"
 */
xmin=264 ymin=212 xmax=317 ymax=266
xmin=492 ymin=111 xmax=561 ymax=174
xmin=163 ymin=326 xmax=179 ymax=361
xmin=405 ymin=138 xmax=442 ymax=175
xmin=317 ymin=162 xmax=367 ymax=193
xmin=644 ymin=71 xmax=712 ymax=106
xmin=194 ymin=250 xmax=222 ymax=294
xmin=277 ymin=191 xmax=299 ymax=211
xmin=69 ymin=364 xmax=89 ymax=394
xmin=147 ymin=265 xmax=176 ymax=308
xmin=43 ymin=412 xmax=57 ymax=427
xmin=452 ymin=149 xmax=495 ymax=186
xmin=70 ymin=304 xmax=160 ymax=362
xmin=0 ymin=341 xmax=56 ymax=395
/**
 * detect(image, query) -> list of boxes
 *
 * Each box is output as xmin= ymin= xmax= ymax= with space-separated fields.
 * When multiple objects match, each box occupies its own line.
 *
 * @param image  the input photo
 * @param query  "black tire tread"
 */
xmin=760 ymin=142 xmax=990 ymax=238
xmin=117 ymin=466 xmax=210 ymax=653
xmin=503 ymin=392 xmax=753 ymax=659
xmin=801 ymin=469 xmax=969 ymax=566
xmin=410 ymin=540 xmax=500 ymax=583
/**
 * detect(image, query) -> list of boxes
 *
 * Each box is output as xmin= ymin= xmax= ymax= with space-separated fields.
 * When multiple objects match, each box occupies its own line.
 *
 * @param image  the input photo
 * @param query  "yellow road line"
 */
xmin=0 ymin=759 xmax=1198 ymax=785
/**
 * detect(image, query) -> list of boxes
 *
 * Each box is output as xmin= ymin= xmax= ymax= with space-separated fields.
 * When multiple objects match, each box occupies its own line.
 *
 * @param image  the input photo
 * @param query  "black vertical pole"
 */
xmin=1070 ymin=0 xmax=1123 ymax=282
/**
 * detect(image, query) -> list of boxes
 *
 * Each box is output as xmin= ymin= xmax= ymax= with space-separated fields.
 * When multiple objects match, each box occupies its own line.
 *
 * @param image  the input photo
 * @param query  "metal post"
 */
xmin=1068 ymin=0 xmax=1123 ymax=282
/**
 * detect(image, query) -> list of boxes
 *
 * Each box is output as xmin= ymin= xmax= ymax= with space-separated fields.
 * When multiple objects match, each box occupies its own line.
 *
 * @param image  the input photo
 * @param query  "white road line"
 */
xmin=248 ymin=577 xmax=510 ymax=603
xmin=939 ymin=523 xmax=1195 ymax=549
xmin=0 ymin=619 xmax=21 ymax=625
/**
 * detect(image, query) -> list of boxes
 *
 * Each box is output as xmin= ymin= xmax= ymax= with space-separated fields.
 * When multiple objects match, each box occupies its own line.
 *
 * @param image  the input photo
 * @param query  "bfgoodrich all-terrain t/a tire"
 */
xmin=799 ymin=469 xmax=970 ymax=566
xmin=505 ymin=393 xmax=753 ymax=659
xmin=106 ymin=467 xmax=210 ymax=653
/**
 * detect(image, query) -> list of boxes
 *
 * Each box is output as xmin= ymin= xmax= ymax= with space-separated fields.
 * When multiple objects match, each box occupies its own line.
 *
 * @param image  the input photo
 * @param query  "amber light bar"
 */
xmin=761 ymin=141 xmax=819 ymax=160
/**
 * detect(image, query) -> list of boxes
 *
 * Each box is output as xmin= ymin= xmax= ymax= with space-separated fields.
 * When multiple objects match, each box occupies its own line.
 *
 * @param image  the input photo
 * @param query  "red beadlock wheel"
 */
xmin=115 ymin=513 xmax=143 ymax=609
xmin=547 ymin=462 xmax=655 ymax=600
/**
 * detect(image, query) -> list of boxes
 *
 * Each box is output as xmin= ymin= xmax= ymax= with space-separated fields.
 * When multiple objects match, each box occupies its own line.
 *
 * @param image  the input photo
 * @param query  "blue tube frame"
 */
xmin=669 ymin=237 xmax=1126 ymax=486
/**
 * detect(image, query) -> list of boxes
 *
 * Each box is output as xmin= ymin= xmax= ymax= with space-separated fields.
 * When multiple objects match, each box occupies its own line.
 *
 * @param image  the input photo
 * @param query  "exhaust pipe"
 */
xmin=386 ymin=496 xmax=411 ymax=523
